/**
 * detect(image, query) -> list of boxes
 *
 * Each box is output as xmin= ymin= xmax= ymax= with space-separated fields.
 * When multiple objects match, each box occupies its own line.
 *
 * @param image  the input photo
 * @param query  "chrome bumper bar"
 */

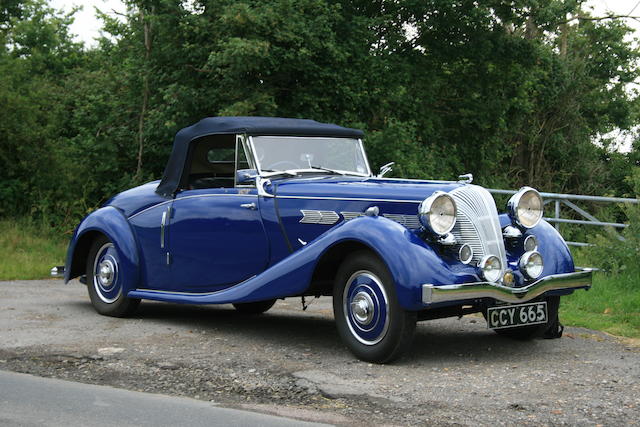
xmin=422 ymin=268 xmax=593 ymax=305
xmin=50 ymin=266 xmax=65 ymax=277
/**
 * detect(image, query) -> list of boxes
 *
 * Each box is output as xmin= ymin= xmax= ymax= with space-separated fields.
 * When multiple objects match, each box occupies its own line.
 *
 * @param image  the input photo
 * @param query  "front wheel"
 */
xmin=86 ymin=235 xmax=140 ymax=317
xmin=333 ymin=251 xmax=416 ymax=363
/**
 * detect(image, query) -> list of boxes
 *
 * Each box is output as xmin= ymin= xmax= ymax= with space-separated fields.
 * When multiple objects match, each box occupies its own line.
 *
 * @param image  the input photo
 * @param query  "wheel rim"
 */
xmin=93 ymin=243 xmax=121 ymax=304
xmin=343 ymin=270 xmax=389 ymax=345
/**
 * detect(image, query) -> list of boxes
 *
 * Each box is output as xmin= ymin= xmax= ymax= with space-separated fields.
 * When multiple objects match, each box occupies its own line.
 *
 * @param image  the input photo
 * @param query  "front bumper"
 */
xmin=422 ymin=268 xmax=593 ymax=305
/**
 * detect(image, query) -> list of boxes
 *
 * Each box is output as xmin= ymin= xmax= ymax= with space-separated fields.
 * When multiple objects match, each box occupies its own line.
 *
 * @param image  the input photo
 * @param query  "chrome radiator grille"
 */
xmin=450 ymin=185 xmax=506 ymax=267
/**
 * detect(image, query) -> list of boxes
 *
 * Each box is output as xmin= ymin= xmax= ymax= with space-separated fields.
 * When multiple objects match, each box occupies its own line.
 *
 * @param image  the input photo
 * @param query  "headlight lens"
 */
xmin=519 ymin=251 xmax=544 ymax=279
xmin=524 ymin=235 xmax=538 ymax=252
xmin=418 ymin=192 xmax=457 ymax=235
xmin=479 ymin=255 xmax=502 ymax=282
xmin=458 ymin=244 xmax=473 ymax=264
xmin=508 ymin=187 xmax=543 ymax=229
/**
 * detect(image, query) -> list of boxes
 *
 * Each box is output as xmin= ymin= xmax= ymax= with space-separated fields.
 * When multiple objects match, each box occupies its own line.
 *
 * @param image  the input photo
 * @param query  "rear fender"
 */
xmin=65 ymin=207 xmax=140 ymax=295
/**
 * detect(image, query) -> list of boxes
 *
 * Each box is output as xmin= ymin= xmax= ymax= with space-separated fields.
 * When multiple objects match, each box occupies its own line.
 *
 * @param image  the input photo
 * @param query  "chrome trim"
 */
xmin=93 ymin=243 xmax=121 ymax=304
xmin=300 ymin=209 xmax=340 ymax=225
xmin=437 ymin=233 xmax=457 ymax=246
xmin=507 ymin=187 xmax=543 ymax=229
xmin=502 ymin=225 xmax=522 ymax=239
xmin=373 ymin=177 xmax=457 ymax=184
xmin=250 ymin=135 xmax=372 ymax=177
xmin=351 ymin=291 xmax=375 ymax=325
xmin=479 ymin=255 xmax=502 ymax=282
xmin=365 ymin=206 xmax=379 ymax=217
xmin=421 ymin=269 xmax=593 ymax=305
xmin=382 ymin=213 xmax=420 ymax=228
xmin=450 ymin=185 xmax=507 ymax=268
xmin=276 ymin=195 xmax=423 ymax=203
xmin=377 ymin=162 xmax=394 ymax=178
xmin=457 ymin=173 xmax=473 ymax=184
xmin=519 ymin=251 xmax=543 ymax=280
xmin=50 ymin=266 xmax=65 ymax=277
xmin=418 ymin=191 xmax=457 ymax=235
xmin=341 ymin=211 xmax=364 ymax=221
xmin=160 ymin=210 xmax=167 ymax=248
xmin=524 ymin=235 xmax=538 ymax=251
xmin=458 ymin=244 xmax=473 ymax=264
xmin=344 ymin=271 xmax=390 ymax=346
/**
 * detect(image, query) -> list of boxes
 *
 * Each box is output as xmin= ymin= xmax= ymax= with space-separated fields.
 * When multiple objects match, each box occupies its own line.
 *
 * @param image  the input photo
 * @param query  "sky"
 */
xmin=50 ymin=0 xmax=640 ymax=47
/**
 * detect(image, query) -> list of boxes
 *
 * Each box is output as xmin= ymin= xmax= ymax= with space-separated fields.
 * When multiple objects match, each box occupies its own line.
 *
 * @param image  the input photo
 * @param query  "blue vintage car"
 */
xmin=58 ymin=117 xmax=592 ymax=363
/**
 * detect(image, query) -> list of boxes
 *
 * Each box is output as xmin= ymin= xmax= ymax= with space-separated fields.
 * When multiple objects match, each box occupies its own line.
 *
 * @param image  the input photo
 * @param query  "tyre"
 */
xmin=86 ymin=235 xmax=140 ymax=317
xmin=232 ymin=299 xmax=276 ymax=314
xmin=486 ymin=296 xmax=560 ymax=340
xmin=333 ymin=251 xmax=416 ymax=363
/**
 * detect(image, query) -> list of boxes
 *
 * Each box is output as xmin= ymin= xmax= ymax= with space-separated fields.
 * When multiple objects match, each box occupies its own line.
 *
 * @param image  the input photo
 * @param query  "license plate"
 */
xmin=487 ymin=301 xmax=547 ymax=330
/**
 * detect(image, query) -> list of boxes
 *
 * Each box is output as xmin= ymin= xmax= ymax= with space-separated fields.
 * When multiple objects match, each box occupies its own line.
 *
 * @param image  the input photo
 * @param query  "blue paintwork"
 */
xmin=168 ymin=188 xmax=269 ymax=291
xmin=65 ymin=206 xmax=140 ymax=295
xmin=65 ymin=164 xmax=578 ymax=312
xmin=128 ymin=215 xmax=479 ymax=311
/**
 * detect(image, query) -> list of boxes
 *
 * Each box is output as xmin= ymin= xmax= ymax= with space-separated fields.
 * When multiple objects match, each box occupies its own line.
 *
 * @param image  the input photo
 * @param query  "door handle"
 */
xmin=240 ymin=202 xmax=257 ymax=210
xmin=160 ymin=211 xmax=167 ymax=248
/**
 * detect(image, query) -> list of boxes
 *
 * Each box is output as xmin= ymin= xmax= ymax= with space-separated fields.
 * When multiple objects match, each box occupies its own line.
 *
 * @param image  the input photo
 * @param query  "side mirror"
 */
xmin=377 ymin=162 xmax=394 ymax=178
xmin=236 ymin=169 xmax=258 ymax=184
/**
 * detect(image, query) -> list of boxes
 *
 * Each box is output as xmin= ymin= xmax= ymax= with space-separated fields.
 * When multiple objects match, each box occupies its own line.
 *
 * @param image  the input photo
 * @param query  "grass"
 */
xmin=0 ymin=219 xmax=68 ymax=280
xmin=560 ymin=271 xmax=640 ymax=339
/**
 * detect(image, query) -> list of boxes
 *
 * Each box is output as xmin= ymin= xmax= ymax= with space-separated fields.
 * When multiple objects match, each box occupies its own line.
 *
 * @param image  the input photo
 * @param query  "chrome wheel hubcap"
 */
xmin=98 ymin=260 xmax=115 ymax=287
xmin=343 ymin=270 xmax=389 ymax=346
xmin=350 ymin=291 xmax=375 ymax=325
xmin=93 ymin=243 xmax=121 ymax=304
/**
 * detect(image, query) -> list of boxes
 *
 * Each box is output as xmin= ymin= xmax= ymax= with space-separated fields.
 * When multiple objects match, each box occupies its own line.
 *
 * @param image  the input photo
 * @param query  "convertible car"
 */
xmin=55 ymin=117 xmax=592 ymax=363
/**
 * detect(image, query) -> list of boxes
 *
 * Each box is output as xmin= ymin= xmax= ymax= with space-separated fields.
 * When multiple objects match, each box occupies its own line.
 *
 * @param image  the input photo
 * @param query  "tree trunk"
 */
xmin=136 ymin=7 xmax=152 ymax=178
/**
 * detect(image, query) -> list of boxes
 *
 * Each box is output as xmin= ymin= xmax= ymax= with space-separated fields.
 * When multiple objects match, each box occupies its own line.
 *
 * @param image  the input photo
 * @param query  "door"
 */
xmin=165 ymin=188 xmax=269 ymax=292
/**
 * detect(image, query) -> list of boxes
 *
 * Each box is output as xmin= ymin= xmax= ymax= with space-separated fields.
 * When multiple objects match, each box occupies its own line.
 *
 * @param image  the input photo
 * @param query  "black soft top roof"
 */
xmin=156 ymin=116 xmax=364 ymax=197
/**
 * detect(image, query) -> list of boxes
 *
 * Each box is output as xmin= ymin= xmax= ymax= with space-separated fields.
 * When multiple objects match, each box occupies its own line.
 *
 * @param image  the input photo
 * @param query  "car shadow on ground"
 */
xmin=70 ymin=299 xmax=564 ymax=365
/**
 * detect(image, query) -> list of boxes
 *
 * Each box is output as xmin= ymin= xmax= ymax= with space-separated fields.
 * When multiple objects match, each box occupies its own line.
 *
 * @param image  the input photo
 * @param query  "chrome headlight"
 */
xmin=507 ymin=187 xmax=543 ymax=229
xmin=519 ymin=251 xmax=544 ymax=280
xmin=524 ymin=235 xmax=538 ymax=252
xmin=479 ymin=255 xmax=502 ymax=282
xmin=418 ymin=192 xmax=457 ymax=235
xmin=458 ymin=243 xmax=473 ymax=264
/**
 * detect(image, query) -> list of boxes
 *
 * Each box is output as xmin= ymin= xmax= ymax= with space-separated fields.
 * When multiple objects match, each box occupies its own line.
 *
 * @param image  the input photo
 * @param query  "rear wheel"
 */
xmin=86 ymin=235 xmax=140 ymax=317
xmin=232 ymin=299 xmax=276 ymax=314
xmin=333 ymin=251 xmax=416 ymax=363
xmin=486 ymin=296 xmax=560 ymax=340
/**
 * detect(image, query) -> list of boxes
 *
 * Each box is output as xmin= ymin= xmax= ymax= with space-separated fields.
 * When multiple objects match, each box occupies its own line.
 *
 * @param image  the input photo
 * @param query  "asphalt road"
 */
xmin=0 ymin=370 xmax=326 ymax=427
xmin=1 ymin=280 xmax=639 ymax=426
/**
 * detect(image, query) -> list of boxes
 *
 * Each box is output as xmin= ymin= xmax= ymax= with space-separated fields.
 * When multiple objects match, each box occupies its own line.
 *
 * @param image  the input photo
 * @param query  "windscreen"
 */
xmin=251 ymin=136 xmax=370 ymax=176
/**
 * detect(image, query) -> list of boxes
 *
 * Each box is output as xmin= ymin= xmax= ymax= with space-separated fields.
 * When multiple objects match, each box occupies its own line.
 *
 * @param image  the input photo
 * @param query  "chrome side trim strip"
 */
xmin=422 ymin=269 xmax=593 ymax=305
xmin=276 ymin=195 xmax=422 ymax=203
xmin=299 ymin=209 xmax=340 ymax=225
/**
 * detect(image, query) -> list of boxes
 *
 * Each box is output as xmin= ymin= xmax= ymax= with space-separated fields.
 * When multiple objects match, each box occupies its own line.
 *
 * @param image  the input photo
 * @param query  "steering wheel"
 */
xmin=266 ymin=160 xmax=300 ymax=170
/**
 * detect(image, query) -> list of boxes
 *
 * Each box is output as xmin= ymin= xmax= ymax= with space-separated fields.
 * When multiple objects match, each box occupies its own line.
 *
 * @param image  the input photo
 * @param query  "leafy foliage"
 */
xmin=0 ymin=0 xmax=639 ymax=233
xmin=583 ymin=169 xmax=640 ymax=275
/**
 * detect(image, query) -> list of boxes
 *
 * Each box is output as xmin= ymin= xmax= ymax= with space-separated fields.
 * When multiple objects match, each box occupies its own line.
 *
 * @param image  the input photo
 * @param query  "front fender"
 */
xmin=64 ymin=206 xmax=140 ymax=294
xmin=528 ymin=219 xmax=575 ymax=275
